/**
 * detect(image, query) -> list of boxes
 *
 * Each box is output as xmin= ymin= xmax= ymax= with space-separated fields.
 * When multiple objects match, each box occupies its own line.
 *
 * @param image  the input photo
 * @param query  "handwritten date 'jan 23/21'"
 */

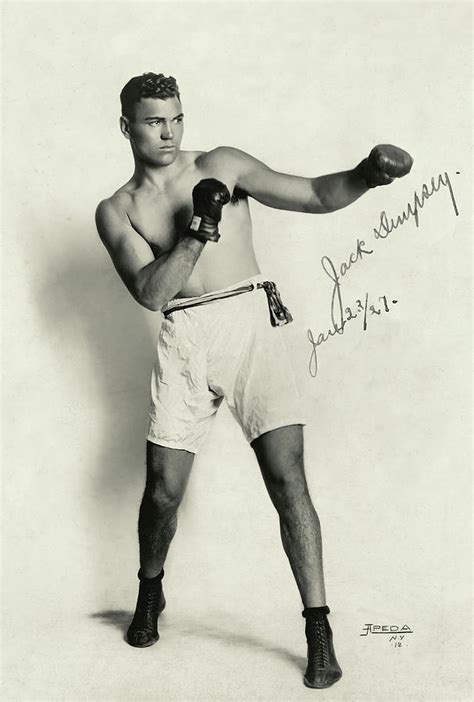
xmin=308 ymin=290 xmax=397 ymax=378
xmin=307 ymin=170 xmax=460 ymax=377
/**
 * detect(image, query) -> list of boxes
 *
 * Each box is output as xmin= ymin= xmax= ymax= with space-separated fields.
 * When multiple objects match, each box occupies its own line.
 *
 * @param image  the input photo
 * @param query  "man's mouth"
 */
xmin=160 ymin=145 xmax=176 ymax=150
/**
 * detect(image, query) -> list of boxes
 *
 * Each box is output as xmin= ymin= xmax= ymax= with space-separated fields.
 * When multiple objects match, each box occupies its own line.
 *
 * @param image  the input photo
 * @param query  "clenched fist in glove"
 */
xmin=358 ymin=145 xmax=413 ymax=188
xmin=188 ymin=178 xmax=231 ymax=243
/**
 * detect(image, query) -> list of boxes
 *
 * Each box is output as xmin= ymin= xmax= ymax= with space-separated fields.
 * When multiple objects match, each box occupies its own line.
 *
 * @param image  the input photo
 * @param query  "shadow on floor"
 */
xmin=90 ymin=609 xmax=305 ymax=670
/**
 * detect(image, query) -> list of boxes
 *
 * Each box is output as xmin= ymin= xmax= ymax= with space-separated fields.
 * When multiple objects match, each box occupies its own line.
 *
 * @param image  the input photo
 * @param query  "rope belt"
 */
xmin=162 ymin=280 xmax=293 ymax=327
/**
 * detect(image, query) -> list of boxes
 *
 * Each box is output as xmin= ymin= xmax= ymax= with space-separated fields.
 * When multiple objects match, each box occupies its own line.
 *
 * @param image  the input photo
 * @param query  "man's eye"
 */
xmin=175 ymin=117 xmax=183 ymax=124
xmin=149 ymin=121 xmax=161 ymax=126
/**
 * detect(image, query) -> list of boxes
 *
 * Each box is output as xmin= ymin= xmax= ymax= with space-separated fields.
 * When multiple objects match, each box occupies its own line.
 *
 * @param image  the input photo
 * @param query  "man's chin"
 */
xmin=153 ymin=149 xmax=179 ymax=165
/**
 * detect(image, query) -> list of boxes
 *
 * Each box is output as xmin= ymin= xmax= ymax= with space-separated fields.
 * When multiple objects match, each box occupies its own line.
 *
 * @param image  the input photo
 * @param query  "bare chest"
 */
xmin=121 ymin=158 xmax=252 ymax=264
xmin=126 ymin=185 xmax=194 ymax=256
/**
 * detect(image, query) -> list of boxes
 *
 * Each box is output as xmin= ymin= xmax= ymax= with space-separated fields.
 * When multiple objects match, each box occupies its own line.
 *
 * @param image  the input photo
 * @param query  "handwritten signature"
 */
xmin=307 ymin=170 xmax=460 ymax=377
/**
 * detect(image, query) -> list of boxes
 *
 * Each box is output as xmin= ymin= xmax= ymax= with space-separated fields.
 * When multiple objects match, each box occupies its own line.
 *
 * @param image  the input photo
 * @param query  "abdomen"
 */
xmin=176 ymin=200 xmax=260 ymax=297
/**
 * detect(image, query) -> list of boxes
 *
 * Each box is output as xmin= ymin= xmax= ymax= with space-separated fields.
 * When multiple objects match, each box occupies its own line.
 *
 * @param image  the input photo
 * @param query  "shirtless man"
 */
xmin=96 ymin=72 xmax=413 ymax=689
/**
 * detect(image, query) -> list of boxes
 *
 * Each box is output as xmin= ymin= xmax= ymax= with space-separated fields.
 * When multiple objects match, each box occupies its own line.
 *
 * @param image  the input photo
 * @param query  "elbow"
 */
xmin=134 ymin=281 xmax=164 ymax=312
xmin=313 ymin=191 xmax=335 ymax=214
xmin=136 ymin=290 xmax=164 ymax=312
xmin=307 ymin=183 xmax=333 ymax=214
xmin=320 ymin=203 xmax=337 ymax=214
xmin=311 ymin=195 xmax=337 ymax=214
xmin=139 ymin=298 xmax=163 ymax=312
xmin=304 ymin=201 xmax=332 ymax=215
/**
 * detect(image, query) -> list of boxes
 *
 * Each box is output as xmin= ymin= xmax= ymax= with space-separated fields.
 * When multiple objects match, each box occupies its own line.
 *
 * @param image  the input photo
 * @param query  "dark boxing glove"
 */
xmin=357 ymin=144 xmax=414 ymax=188
xmin=188 ymin=178 xmax=231 ymax=243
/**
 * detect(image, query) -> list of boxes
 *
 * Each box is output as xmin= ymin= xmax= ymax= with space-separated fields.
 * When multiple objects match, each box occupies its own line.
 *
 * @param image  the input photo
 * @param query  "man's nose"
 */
xmin=161 ymin=122 xmax=174 ymax=140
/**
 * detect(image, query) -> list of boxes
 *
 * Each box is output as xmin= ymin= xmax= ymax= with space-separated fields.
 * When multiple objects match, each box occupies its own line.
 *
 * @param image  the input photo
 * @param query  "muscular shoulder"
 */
xmin=198 ymin=146 xmax=253 ymax=174
xmin=97 ymin=183 xmax=135 ymax=217
xmin=197 ymin=146 xmax=264 ymax=201
xmin=95 ymin=191 xmax=132 ymax=243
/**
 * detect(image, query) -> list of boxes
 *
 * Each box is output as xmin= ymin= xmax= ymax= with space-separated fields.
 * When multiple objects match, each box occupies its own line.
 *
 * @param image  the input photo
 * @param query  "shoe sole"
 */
xmin=304 ymin=671 xmax=343 ymax=689
xmin=127 ymin=634 xmax=159 ymax=648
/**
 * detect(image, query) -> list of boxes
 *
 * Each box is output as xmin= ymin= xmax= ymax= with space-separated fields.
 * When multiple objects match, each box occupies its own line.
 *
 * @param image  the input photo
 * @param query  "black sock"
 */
xmin=302 ymin=605 xmax=330 ymax=618
xmin=137 ymin=568 xmax=164 ymax=585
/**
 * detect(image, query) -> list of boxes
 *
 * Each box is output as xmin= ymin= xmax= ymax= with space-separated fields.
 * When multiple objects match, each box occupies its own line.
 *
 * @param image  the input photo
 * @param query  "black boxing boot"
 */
xmin=302 ymin=605 xmax=343 ymax=689
xmin=126 ymin=569 xmax=166 ymax=648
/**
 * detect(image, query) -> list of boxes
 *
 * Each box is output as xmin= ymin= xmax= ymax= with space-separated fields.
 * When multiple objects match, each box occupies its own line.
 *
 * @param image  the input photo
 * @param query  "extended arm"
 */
xmin=215 ymin=145 xmax=413 ymax=214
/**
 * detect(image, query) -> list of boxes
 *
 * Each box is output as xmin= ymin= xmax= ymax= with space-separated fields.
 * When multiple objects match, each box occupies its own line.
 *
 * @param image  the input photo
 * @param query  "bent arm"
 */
xmin=135 ymin=238 xmax=205 ymax=310
xmin=95 ymin=200 xmax=205 ymax=311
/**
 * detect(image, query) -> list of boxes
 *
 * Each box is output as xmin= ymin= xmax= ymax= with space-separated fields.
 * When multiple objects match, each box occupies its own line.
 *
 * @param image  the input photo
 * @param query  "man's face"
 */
xmin=122 ymin=96 xmax=184 ymax=166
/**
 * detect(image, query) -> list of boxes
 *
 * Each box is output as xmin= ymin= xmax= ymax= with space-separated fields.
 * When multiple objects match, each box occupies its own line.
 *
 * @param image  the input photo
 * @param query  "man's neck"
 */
xmin=132 ymin=151 xmax=189 ymax=189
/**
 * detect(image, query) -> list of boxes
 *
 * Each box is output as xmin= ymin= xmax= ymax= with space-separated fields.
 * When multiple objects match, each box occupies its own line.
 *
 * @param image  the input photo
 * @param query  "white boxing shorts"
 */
xmin=146 ymin=274 xmax=306 ymax=453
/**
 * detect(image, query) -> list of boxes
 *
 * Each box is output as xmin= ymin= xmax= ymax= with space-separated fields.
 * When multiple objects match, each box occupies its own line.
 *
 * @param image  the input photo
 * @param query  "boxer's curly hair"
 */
xmin=120 ymin=72 xmax=180 ymax=119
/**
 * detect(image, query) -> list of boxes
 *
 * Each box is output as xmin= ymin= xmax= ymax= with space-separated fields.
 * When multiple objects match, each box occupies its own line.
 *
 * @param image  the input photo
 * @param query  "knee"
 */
xmin=146 ymin=480 xmax=183 ymax=516
xmin=267 ymin=460 xmax=309 ymax=507
xmin=145 ymin=444 xmax=192 ymax=515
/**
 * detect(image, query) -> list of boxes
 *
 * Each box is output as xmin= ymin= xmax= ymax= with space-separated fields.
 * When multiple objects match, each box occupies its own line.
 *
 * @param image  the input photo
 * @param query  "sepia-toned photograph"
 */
xmin=2 ymin=1 xmax=472 ymax=700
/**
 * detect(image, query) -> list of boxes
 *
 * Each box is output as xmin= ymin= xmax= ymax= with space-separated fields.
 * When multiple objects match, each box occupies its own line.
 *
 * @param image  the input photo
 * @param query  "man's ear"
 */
xmin=120 ymin=115 xmax=130 ymax=140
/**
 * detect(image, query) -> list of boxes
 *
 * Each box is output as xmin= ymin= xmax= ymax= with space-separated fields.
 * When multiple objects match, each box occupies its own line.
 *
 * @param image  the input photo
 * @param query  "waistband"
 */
xmin=162 ymin=275 xmax=293 ymax=327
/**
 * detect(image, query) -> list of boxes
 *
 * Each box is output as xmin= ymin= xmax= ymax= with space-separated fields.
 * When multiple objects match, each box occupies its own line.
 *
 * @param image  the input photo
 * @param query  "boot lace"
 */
xmin=138 ymin=587 xmax=162 ymax=621
xmin=307 ymin=615 xmax=330 ymax=668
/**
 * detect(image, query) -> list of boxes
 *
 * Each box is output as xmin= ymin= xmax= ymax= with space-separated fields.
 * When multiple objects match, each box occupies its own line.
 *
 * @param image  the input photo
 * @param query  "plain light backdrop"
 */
xmin=2 ymin=1 xmax=472 ymax=700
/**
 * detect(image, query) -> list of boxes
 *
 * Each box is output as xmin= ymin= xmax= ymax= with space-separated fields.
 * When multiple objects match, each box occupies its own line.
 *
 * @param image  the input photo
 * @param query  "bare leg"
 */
xmin=127 ymin=441 xmax=194 ymax=647
xmin=138 ymin=441 xmax=194 ymax=578
xmin=251 ymin=424 xmax=342 ymax=688
xmin=251 ymin=424 xmax=325 ymax=607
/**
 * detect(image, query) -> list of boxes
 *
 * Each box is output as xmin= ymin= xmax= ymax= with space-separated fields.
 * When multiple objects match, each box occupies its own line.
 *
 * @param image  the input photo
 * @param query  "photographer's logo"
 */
xmin=360 ymin=624 xmax=413 ymax=647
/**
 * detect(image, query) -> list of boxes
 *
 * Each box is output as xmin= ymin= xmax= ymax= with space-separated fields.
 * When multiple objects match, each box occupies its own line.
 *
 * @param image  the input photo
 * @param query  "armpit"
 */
xmin=231 ymin=186 xmax=248 ymax=204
